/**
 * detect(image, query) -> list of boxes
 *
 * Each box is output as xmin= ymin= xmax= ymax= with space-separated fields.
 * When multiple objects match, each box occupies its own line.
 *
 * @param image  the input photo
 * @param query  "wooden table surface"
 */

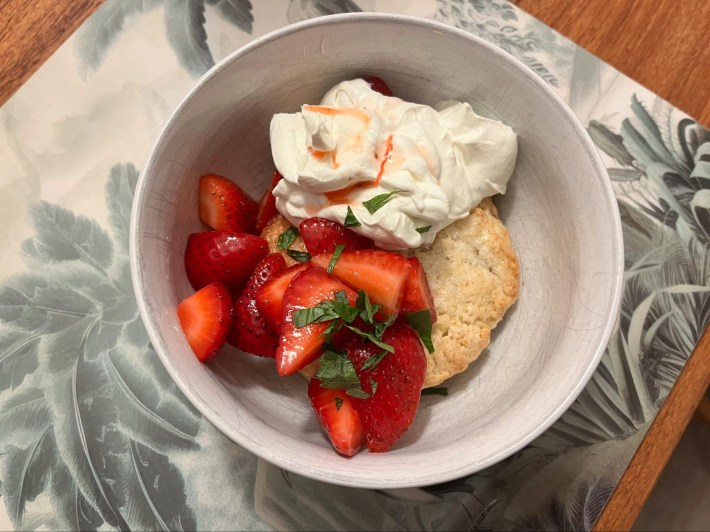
xmin=1 ymin=0 xmax=709 ymax=530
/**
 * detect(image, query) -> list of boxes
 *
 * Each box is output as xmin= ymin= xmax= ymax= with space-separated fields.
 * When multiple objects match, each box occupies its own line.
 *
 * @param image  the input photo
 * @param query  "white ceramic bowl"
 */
xmin=130 ymin=13 xmax=623 ymax=488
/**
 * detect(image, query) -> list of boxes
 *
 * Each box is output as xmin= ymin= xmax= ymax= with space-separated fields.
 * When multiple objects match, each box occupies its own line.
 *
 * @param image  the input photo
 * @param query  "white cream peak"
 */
xmin=270 ymin=79 xmax=517 ymax=249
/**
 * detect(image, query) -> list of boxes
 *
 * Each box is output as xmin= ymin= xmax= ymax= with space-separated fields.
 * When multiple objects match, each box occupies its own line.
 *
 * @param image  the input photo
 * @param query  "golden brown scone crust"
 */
xmin=260 ymin=214 xmax=308 ymax=266
xmin=414 ymin=198 xmax=519 ymax=388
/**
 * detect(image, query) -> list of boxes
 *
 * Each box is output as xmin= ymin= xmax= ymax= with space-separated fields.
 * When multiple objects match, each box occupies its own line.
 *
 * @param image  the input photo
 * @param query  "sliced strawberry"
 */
xmin=298 ymin=217 xmax=373 ymax=255
xmin=308 ymin=378 xmax=365 ymax=457
xmin=199 ymin=174 xmax=258 ymax=233
xmin=400 ymin=257 xmax=437 ymax=322
xmin=277 ymin=268 xmax=357 ymax=376
xmin=184 ymin=231 xmax=268 ymax=292
xmin=255 ymin=263 xmax=311 ymax=331
xmin=256 ymin=171 xmax=283 ymax=233
xmin=365 ymin=76 xmax=393 ymax=97
xmin=311 ymin=250 xmax=410 ymax=316
xmin=228 ymin=254 xmax=287 ymax=357
xmin=177 ymin=283 xmax=233 ymax=362
xmin=344 ymin=323 xmax=426 ymax=452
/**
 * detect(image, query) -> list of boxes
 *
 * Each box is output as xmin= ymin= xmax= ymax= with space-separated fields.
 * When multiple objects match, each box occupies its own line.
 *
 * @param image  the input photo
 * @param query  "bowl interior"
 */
xmin=132 ymin=15 xmax=622 ymax=488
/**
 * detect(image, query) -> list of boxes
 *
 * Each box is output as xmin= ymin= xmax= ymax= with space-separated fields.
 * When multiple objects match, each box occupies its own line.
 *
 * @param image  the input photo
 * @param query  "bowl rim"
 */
xmin=130 ymin=11 xmax=624 ymax=489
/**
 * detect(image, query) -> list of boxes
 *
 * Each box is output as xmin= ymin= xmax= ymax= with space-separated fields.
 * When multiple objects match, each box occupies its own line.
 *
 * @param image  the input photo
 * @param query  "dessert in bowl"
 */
xmin=130 ymin=13 xmax=623 ymax=488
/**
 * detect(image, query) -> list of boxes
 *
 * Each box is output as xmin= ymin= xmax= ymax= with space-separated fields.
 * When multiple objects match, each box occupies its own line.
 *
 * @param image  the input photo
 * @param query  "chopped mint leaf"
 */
xmin=346 ymin=388 xmax=371 ymax=399
xmin=416 ymin=225 xmax=432 ymax=234
xmin=344 ymin=324 xmax=394 ymax=353
xmin=335 ymin=396 xmax=343 ymax=410
xmin=330 ymin=296 xmax=358 ymax=323
xmin=277 ymin=226 xmax=300 ymax=250
xmin=316 ymin=351 xmax=358 ymax=388
xmin=322 ymin=319 xmax=343 ymax=343
xmin=343 ymin=206 xmax=361 ymax=227
xmin=373 ymin=312 xmax=397 ymax=340
xmin=356 ymin=290 xmax=381 ymax=324
xmin=362 ymin=190 xmax=403 ymax=214
xmin=333 ymin=289 xmax=349 ymax=305
xmin=362 ymin=350 xmax=388 ymax=370
xmin=369 ymin=378 xmax=378 ymax=395
xmin=293 ymin=291 xmax=396 ymax=353
xmin=421 ymin=387 xmax=448 ymax=396
xmin=327 ymin=245 xmax=345 ymax=273
xmin=293 ymin=291 xmax=358 ymax=328
xmin=287 ymin=249 xmax=311 ymax=262
xmin=316 ymin=350 xmax=369 ymax=399
xmin=405 ymin=310 xmax=435 ymax=353
xmin=293 ymin=302 xmax=338 ymax=328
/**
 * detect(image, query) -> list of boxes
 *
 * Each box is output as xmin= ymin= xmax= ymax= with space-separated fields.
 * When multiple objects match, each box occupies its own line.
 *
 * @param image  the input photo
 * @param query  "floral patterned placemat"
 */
xmin=1 ymin=1 xmax=708 ymax=530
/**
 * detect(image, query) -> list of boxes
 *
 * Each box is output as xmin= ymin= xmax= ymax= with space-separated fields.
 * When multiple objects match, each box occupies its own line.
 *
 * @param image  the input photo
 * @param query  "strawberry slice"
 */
xmin=255 ymin=263 xmax=311 ymax=331
xmin=184 ymin=231 xmax=268 ymax=292
xmin=277 ymin=268 xmax=357 ymax=376
xmin=199 ymin=174 xmax=258 ymax=233
xmin=298 ymin=217 xmax=373 ymax=255
xmin=400 ymin=257 xmax=437 ymax=322
xmin=255 ymin=171 xmax=283 ymax=233
xmin=308 ymin=378 xmax=365 ymax=457
xmin=365 ymin=76 xmax=393 ymax=97
xmin=311 ymin=250 xmax=410 ymax=316
xmin=177 ymin=283 xmax=233 ymax=362
xmin=228 ymin=253 xmax=287 ymax=357
xmin=344 ymin=322 xmax=426 ymax=452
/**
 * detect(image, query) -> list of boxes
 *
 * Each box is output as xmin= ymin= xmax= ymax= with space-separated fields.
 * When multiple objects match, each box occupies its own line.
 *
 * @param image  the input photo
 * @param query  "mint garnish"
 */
xmin=277 ymin=226 xmax=300 ymax=250
xmin=293 ymin=290 xmax=357 ymax=328
xmin=286 ymin=249 xmax=311 ymax=262
xmin=327 ymin=245 xmax=345 ymax=273
xmin=362 ymin=190 xmax=402 ymax=214
xmin=343 ymin=206 xmax=361 ymax=227
xmin=316 ymin=350 xmax=370 ymax=399
xmin=356 ymin=290 xmax=381 ymax=324
xmin=405 ymin=309 xmax=435 ymax=353
xmin=361 ymin=350 xmax=388 ymax=370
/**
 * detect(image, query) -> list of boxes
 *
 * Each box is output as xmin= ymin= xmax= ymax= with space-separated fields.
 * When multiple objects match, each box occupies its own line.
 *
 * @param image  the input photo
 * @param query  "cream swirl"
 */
xmin=269 ymin=79 xmax=517 ymax=249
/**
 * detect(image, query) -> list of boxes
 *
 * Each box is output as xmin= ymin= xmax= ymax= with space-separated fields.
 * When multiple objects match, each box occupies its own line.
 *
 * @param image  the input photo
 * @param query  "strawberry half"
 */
xmin=255 ymin=171 xmax=283 ymax=233
xmin=400 ymin=257 xmax=437 ymax=322
xmin=255 ymin=263 xmax=311 ymax=331
xmin=199 ymin=174 xmax=258 ymax=233
xmin=277 ymin=268 xmax=357 ymax=376
xmin=298 ymin=217 xmax=373 ymax=255
xmin=365 ymin=76 xmax=393 ymax=97
xmin=184 ymin=231 xmax=268 ymax=292
xmin=308 ymin=378 xmax=365 ymax=457
xmin=228 ymin=253 xmax=287 ymax=357
xmin=177 ymin=283 xmax=233 ymax=362
xmin=345 ymin=322 xmax=427 ymax=452
xmin=311 ymin=250 xmax=410 ymax=316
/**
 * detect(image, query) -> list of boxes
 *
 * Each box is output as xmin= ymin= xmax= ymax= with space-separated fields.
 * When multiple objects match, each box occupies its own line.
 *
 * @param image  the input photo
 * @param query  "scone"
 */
xmin=414 ymin=198 xmax=519 ymax=387
xmin=260 ymin=213 xmax=308 ymax=266
xmin=266 ymin=199 xmax=519 ymax=387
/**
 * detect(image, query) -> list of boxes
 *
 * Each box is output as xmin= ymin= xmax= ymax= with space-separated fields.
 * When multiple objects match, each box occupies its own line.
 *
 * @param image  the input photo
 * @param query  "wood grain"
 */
xmin=0 ymin=0 xmax=104 ymax=107
xmin=594 ymin=327 xmax=710 ymax=531
xmin=0 ymin=0 xmax=709 ymax=529
xmin=696 ymin=396 xmax=710 ymax=426
xmin=511 ymin=0 xmax=710 ymax=126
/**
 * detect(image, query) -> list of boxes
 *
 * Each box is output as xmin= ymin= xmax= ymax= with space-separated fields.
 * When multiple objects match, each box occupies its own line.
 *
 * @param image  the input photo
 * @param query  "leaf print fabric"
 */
xmin=0 ymin=166 xmax=199 ymax=530
xmin=1 ymin=1 xmax=709 ymax=531
xmin=76 ymin=0 xmax=254 ymax=77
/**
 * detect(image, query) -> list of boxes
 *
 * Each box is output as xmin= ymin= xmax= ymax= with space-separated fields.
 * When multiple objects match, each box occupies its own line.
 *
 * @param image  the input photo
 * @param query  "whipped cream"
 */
xmin=270 ymin=79 xmax=517 ymax=249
